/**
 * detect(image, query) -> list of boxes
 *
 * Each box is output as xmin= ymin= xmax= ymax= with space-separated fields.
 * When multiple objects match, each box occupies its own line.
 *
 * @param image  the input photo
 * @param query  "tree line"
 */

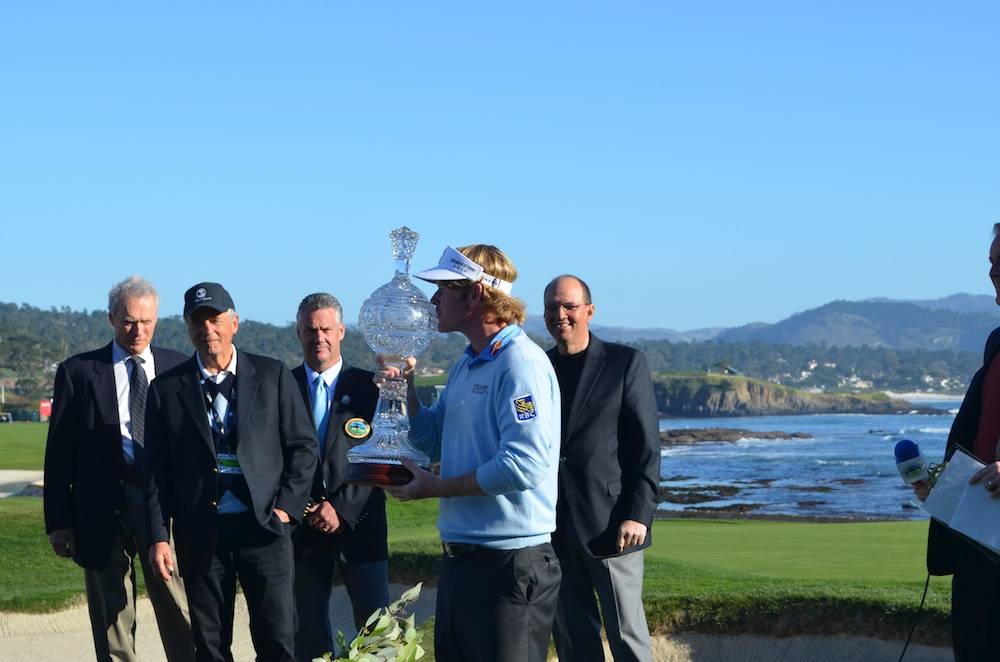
xmin=0 ymin=302 xmax=980 ymax=403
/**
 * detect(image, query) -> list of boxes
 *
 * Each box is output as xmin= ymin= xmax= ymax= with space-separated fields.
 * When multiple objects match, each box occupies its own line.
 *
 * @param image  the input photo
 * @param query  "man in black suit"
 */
xmin=543 ymin=275 xmax=659 ymax=662
xmin=44 ymin=275 xmax=193 ymax=662
xmin=145 ymin=282 xmax=318 ymax=662
xmin=919 ymin=224 xmax=1000 ymax=661
xmin=290 ymin=292 xmax=388 ymax=661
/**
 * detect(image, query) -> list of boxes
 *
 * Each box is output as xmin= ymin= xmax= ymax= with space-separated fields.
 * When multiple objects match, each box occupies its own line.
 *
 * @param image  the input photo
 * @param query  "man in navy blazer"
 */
xmin=290 ymin=292 xmax=388 ymax=661
xmin=44 ymin=275 xmax=193 ymax=662
xmin=543 ymin=275 xmax=660 ymax=662
xmin=145 ymin=282 xmax=318 ymax=662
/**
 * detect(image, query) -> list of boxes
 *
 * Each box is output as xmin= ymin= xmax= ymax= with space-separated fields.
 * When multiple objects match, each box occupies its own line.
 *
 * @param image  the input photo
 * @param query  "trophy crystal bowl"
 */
xmin=344 ymin=227 xmax=437 ymax=485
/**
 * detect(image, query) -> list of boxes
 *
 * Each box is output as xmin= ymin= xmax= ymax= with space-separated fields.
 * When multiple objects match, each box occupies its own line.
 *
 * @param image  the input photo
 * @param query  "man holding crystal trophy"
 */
xmin=346 ymin=228 xmax=562 ymax=662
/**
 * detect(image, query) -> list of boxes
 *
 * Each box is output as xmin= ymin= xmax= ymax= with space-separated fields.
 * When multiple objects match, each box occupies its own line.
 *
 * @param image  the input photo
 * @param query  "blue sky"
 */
xmin=1 ymin=2 xmax=998 ymax=330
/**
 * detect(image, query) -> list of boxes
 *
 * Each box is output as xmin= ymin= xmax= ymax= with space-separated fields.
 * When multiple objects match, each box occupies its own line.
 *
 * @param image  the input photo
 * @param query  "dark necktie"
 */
xmin=203 ymin=373 xmax=235 ymax=434
xmin=128 ymin=355 xmax=149 ymax=447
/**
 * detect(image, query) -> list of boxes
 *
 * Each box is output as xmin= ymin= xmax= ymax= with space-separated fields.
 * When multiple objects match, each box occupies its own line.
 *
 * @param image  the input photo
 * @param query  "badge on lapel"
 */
xmin=344 ymin=417 xmax=372 ymax=440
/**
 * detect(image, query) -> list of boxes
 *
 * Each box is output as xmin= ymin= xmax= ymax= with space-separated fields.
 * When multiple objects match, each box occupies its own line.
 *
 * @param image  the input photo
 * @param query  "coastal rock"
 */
xmin=654 ymin=374 xmax=945 ymax=418
xmin=660 ymin=428 xmax=812 ymax=444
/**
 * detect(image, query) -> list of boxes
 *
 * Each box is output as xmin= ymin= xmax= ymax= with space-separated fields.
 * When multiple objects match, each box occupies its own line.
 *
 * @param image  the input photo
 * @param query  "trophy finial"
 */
xmin=390 ymin=226 xmax=420 ymax=262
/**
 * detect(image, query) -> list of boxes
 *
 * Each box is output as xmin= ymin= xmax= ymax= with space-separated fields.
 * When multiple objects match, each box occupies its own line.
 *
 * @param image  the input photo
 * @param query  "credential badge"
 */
xmin=344 ymin=417 xmax=372 ymax=440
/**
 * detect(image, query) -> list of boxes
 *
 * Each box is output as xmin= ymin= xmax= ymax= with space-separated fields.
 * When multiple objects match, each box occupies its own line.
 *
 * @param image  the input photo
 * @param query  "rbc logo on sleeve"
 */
xmin=512 ymin=394 xmax=537 ymax=421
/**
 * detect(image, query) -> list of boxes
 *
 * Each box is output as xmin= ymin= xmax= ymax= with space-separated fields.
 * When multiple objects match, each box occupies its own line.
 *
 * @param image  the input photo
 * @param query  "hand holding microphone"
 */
xmin=894 ymin=439 xmax=931 ymax=501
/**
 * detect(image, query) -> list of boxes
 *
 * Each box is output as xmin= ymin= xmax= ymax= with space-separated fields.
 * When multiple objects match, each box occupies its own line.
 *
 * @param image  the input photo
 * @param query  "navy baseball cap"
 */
xmin=183 ymin=282 xmax=235 ymax=318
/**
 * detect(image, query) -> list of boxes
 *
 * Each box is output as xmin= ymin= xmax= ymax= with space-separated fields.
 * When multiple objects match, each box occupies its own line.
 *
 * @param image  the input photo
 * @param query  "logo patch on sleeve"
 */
xmin=512 ymin=394 xmax=537 ymax=421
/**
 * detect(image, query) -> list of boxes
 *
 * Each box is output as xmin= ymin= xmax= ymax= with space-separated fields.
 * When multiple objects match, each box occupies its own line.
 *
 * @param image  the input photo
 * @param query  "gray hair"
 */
xmin=108 ymin=275 xmax=159 ymax=319
xmin=296 ymin=292 xmax=343 ymax=324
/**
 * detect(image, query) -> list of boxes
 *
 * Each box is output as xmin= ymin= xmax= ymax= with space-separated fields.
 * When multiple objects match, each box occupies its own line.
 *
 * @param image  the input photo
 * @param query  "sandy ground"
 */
xmin=0 ymin=583 xmax=437 ymax=662
xmin=647 ymin=633 xmax=950 ymax=662
xmin=2 ymin=472 xmax=951 ymax=660
xmin=883 ymin=391 xmax=963 ymax=403
xmin=0 ymin=470 xmax=43 ymax=497
xmin=0 ymin=587 xmax=952 ymax=662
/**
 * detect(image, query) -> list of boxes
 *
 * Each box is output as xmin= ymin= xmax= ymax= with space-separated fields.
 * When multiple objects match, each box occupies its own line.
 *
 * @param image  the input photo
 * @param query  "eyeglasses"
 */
xmin=543 ymin=302 xmax=589 ymax=313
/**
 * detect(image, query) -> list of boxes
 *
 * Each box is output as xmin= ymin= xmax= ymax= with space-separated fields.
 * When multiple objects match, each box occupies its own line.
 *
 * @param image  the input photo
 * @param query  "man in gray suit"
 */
xmin=544 ymin=275 xmax=660 ymax=662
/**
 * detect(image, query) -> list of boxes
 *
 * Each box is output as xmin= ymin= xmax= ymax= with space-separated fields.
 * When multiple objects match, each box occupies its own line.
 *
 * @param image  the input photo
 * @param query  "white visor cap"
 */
xmin=413 ymin=246 xmax=513 ymax=295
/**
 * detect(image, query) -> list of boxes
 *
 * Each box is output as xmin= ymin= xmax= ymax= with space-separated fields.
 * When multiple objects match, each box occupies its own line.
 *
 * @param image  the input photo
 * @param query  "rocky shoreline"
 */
xmin=660 ymin=428 xmax=813 ymax=444
xmin=657 ymin=432 xmax=889 ymax=519
xmin=653 ymin=374 xmax=948 ymax=417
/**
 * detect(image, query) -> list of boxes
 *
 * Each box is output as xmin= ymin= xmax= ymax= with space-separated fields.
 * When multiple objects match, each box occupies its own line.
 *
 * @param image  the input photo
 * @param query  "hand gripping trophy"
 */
xmin=345 ymin=227 xmax=437 ymax=485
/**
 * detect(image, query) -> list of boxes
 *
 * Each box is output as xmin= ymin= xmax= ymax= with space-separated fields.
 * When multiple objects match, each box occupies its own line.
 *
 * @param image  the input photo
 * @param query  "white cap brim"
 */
xmin=414 ymin=246 xmax=513 ymax=294
xmin=413 ymin=266 xmax=468 ymax=282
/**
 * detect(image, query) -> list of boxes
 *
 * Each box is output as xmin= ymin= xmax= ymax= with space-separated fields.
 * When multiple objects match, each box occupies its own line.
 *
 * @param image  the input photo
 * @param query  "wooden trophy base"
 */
xmin=343 ymin=462 xmax=414 ymax=486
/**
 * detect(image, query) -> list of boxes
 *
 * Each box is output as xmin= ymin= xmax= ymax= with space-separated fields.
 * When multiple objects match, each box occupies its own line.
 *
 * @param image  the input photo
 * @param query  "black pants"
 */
xmin=952 ymin=545 xmax=1000 ymax=662
xmin=184 ymin=514 xmax=295 ymax=662
xmin=434 ymin=542 xmax=561 ymax=662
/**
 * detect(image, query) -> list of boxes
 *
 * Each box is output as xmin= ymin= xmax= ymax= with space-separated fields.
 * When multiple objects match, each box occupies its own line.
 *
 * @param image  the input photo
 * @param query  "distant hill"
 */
xmin=529 ymin=293 xmax=1000 ymax=349
xmin=522 ymin=315 xmax=723 ymax=343
xmin=717 ymin=299 xmax=998 ymax=352
xmin=866 ymin=293 xmax=1000 ymax=318
xmin=0 ymin=297 xmax=985 ymax=411
xmin=0 ymin=302 xmax=469 ymax=403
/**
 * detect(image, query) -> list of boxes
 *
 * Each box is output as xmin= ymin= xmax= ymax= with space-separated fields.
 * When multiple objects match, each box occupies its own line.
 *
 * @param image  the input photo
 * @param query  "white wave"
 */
xmin=917 ymin=427 xmax=950 ymax=434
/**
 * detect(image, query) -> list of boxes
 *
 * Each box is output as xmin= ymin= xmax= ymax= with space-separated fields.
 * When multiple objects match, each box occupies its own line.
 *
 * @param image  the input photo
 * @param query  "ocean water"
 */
xmin=658 ymin=399 xmax=962 ymax=520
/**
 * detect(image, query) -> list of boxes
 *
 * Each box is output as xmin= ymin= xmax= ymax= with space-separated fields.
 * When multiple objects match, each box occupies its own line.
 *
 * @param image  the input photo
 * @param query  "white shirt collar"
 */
xmin=111 ymin=341 xmax=153 ymax=365
xmin=304 ymin=358 xmax=343 ymax=388
xmin=197 ymin=346 xmax=238 ymax=381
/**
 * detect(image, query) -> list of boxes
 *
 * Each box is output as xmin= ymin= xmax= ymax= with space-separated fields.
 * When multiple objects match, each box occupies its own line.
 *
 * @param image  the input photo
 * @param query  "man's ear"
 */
xmin=469 ymin=283 xmax=485 ymax=306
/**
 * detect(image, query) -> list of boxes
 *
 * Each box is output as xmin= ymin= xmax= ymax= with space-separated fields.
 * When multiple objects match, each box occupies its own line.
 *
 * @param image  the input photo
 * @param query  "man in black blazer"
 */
xmin=919 ymin=224 xmax=1000 ymax=660
xmin=145 ymin=282 xmax=318 ymax=662
xmin=44 ymin=275 xmax=193 ymax=662
xmin=290 ymin=292 xmax=388 ymax=661
xmin=543 ymin=275 xmax=660 ymax=662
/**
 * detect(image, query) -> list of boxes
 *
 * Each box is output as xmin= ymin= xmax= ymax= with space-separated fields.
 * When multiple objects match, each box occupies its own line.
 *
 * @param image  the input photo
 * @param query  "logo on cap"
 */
xmin=195 ymin=287 xmax=208 ymax=299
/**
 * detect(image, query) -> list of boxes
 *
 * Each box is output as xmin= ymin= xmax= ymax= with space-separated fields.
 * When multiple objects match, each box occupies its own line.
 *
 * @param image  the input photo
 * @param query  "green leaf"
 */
xmin=399 ymin=582 xmax=422 ymax=604
xmin=364 ymin=607 xmax=386 ymax=628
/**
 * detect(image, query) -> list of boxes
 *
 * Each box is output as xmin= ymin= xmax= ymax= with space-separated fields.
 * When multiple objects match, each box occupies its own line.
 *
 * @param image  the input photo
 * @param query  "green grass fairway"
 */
xmin=0 ymin=497 xmax=91 ymax=611
xmin=643 ymin=519 xmax=950 ymax=643
xmin=0 ymin=399 xmax=947 ymax=644
xmin=650 ymin=518 xmax=932 ymax=581
xmin=0 ymin=422 xmax=47 ymax=470
xmin=0 ymin=492 xmax=950 ymax=645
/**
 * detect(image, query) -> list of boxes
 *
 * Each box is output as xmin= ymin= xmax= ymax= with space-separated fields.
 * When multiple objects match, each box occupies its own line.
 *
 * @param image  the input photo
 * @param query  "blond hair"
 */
xmin=457 ymin=244 xmax=526 ymax=326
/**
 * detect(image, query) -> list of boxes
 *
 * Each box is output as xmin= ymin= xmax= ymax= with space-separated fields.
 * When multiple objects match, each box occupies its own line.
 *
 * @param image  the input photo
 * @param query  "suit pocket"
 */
xmin=513 ymin=548 xmax=539 ymax=603
xmin=607 ymin=479 xmax=622 ymax=496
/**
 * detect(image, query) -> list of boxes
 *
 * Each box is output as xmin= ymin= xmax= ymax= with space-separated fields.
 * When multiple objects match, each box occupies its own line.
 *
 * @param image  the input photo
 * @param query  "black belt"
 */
xmin=442 ymin=541 xmax=487 ymax=558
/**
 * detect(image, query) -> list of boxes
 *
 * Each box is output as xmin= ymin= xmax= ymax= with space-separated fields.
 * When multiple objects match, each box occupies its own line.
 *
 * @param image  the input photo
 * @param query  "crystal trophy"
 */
xmin=344 ymin=227 xmax=437 ymax=486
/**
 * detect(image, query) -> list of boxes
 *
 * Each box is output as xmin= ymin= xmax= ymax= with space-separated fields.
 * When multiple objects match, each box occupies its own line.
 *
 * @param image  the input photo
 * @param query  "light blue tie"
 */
xmin=312 ymin=375 xmax=329 ymax=456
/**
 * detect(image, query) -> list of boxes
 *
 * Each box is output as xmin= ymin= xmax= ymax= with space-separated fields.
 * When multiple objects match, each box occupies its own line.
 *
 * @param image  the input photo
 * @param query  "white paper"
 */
xmin=921 ymin=449 xmax=1000 ymax=555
